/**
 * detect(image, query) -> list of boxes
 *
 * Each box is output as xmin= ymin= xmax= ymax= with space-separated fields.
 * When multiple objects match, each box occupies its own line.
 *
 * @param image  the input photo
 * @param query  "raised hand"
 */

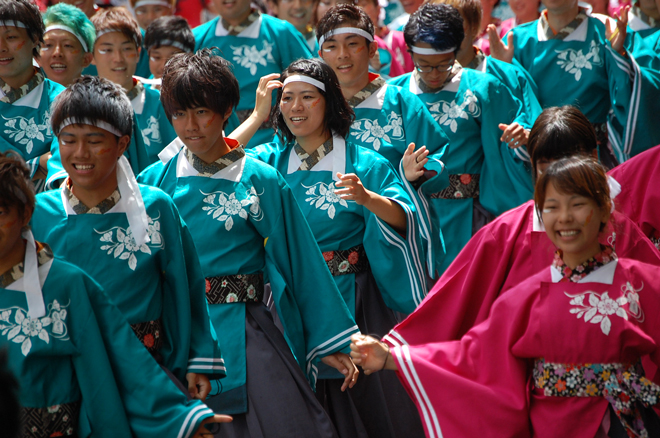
xmin=499 ymin=122 xmax=529 ymax=148
xmin=402 ymin=142 xmax=429 ymax=182
xmin=489 ymin=26 xmax=515 ymax=64
xmin=607 ymin=5 xmax=630 ymax=56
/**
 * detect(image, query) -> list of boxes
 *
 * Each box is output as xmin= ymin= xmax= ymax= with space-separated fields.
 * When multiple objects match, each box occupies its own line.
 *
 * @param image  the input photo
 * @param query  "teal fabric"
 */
xmin=193 ymin=15 xmax=313 ymax=148
xmin=138 ymin=151 xmax=358 ymax=412
xmin=31 ymin=185 xmax=224 ymax=383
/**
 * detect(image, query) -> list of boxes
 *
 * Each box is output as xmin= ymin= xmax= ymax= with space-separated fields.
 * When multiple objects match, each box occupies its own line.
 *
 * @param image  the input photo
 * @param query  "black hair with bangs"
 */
xmin=271 ymin=58 xmax=354 ymax=144
xmin=144 ymin=16 xmax=194 ymax=53
xmin=160 ymin=48 xmax=239 ymax=129
xmin=0 ymin=0 xmax=45 ymax=58
xmin=50 ymin=76 xmax=133 ymax=138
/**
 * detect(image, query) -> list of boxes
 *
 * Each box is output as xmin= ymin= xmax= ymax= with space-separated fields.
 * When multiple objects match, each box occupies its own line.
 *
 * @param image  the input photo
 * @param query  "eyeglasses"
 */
xmin=414 ymin=61 xmax=454 ymax=74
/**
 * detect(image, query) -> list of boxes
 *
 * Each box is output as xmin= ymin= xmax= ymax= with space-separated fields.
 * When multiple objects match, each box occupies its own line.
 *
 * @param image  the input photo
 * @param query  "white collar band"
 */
xmin=0 ymin=20 xmax=26 ymax=29
xmin=410 ymin=45 xmax=456 ymax=55
xmin=22 ymin=229 xmax=46 ymax=319
xmin=117 ymin=156 xmax=150 ymax=247
xmin=58 ymin=118 xmax=124 ymax=137
xmin=283 ymin=75 xmax=326 ymax=92
xmin=319 ymin=27 xmax=374 ymax=47
xmin=45 ymin=24 xmax=89 ymax=52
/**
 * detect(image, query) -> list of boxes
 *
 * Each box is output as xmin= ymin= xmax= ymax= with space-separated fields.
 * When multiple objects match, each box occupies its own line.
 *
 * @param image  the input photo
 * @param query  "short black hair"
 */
xmin=528 ymin=106 xmax=597 ymax=177
xmin=0 ymin=0 xmax=45 ymax=58
xmin=404 ymin=3 xmax=464 ymax=55
xmin=316 ymin=4 xmax=374 ymax=44
xmin=51 ymin=76 xmax=134 ymax=138
xmin=0 ymin=151 xmax=35 ymax=222
xmin=271 ymin=58 xmax=354 ymax=143
xmin=0 ymin=349 xmax=20 ymax=438
xmin=144 ymin=16 xmax=194 ymax=53
xmin=160 ymin=48 xmax=240 ymax=129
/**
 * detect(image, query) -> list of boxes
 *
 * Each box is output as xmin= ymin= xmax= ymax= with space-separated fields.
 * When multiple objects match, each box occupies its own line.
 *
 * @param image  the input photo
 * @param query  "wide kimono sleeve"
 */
xmin=492 ymin=57 xmax=542 ymax=131
xmin=153 ymin=192 xmax=225 ymax=381
xmin=390 ymin=279 xmax=537 ymax=438
xmin=357 ymin=152 xmax=428 ymax=314
xmin=384 ymin=203 xmax=532 ymax=348
xmin=252 ymin=168 xmax=360 ymax=386
xmin=602 ymin=41 xmax=642 ymax=164
xmin=609 ymin=150 xmax=660 ymax=245
xmin=478 ymin=77 xmax=534 ymax=217
xmin=84 ymin=274 xmax=217 ymax=438
xmin=61 ymin=268 xmax=134 ymax=438
xmin=274 ymin=19 xmax=314 ymax=64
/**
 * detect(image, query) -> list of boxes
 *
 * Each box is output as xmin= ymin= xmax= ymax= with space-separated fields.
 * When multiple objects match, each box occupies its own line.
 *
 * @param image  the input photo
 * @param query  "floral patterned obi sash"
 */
xmin=533 ymin=358 xmax=660 ymax=437
xmin=430 ymin=174 xmax=480 ymax=200
xmin=322 ymin=244 xmax=369 ymax=277
xmin=204 ymin=273 xmax=264 ymax=305
xmin=130 ymin=318 xmax=164 ymax=354
xmin=21 ymin=400 xmax=81 ymax=437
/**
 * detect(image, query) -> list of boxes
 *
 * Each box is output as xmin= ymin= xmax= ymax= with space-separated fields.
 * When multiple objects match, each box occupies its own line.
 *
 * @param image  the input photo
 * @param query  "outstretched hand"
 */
xmin=402 ymin=143 xmax=429 ymax=182
xmin=321 ymin=352 xmax=360 ymax=391
xmin=193 ymin=414 xmax=233 ymax=438
xmin=349 ymin=334 xmax=395 ymax=375
xmin=489 ymin=26 xmax=514 ymax=64
xmin=499 ymin=122 xmax=529 ymax=148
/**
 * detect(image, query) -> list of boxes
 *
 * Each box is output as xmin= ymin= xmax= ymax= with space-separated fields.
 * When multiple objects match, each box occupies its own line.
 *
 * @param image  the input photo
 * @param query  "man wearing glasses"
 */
xmin=389 ymin=2 xmax=535 ymax=273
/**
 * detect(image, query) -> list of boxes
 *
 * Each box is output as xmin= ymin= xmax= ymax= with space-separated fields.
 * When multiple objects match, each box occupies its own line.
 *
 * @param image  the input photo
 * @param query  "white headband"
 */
xmin=410 ymin=45 xmax=456 ymax=55
xmin=45 ymin=24 xmax=89 ymax=52
xmin=0 ymin=20 xmax=26 ymax=29
xmin=318 ymin=27 xmax=373 ymax=47
xmin=283 ymin=75 xmax=326 ymax=92
xmin=59 ymin=117 xmax=124 ymax=137
xmin=96 ymin=28 xmax=140 ymax=47
xmin=148 ymin=39 xmax=191 ymax=52
xmin=134 ymin=0 xmax=172 ymax=7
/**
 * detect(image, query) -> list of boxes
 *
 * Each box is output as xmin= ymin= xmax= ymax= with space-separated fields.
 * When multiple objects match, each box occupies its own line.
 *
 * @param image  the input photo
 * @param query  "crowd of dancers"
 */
xmin=2 ymin=0 xmax=660 ymax=436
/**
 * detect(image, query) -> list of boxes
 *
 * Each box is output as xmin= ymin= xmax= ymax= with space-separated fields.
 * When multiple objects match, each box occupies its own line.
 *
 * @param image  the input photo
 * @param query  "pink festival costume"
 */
xmin=387 ymin=256 xmax=660 ymax=437
xmin=385 ymin=198 xmax=660 ymax=348
xmin=608 ymin=144 xmax=660 ymax=250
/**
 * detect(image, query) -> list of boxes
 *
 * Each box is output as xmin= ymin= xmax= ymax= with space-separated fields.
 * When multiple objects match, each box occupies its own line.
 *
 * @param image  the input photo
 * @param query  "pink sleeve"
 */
xmin=389 ymin=285 xmax=537 ymax=438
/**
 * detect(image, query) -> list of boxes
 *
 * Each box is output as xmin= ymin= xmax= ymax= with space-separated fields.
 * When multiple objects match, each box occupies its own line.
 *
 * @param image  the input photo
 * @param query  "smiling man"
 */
xmin=269 ymin=0 xmax=319 ymax=50
xmin=388 ymin=3 xmax=534 ymax=273
xmin=39 ymin=3 xmax=95 ymax=87
xmin=193 ymin=0 xmax=313 ymax=147
xmin=317 ymin=4 xmax=453 ymax=279
xmin=0 ymin=0 xmax=65 ymax=187
xmin=91 ymin=7 xmax=176 ymax=169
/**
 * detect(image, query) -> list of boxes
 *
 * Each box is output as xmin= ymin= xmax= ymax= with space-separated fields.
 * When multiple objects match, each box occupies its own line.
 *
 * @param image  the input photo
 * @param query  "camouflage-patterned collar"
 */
xmin=222 ymin=9 xmax=260 ymax=36
xmin=0 ymin=241 xmax=53 ymax=289
xmin=413 ymin=61 xmax=462 ymax=94
xmin=631 ymin=5 xmax=660 ymax=28
xmin=125 ymin=79 xmax=144 ymax=101
xmin=294 ymin=137 xmax=333 ymax=171
xmin=63 ymin=177 xmax=121 ymax=215
xmin=347 ymin=75 xmax=386 ymax=108
xmin=540 ymin=8 xmax=588 ymax=40
xmin=185 ymin=144 xmax=246 ymax=177
xmin=465 ymin=47 xmax=486 ymax=70
xmin=0 ymin=69 xmax=44 ymax=105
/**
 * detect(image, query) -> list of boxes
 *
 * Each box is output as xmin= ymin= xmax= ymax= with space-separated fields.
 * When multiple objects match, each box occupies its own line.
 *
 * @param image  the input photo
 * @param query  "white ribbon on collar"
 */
xmin=319 ymin=27 xmax=374 ymax=47
xmin=283 ymin=75 xmax=326 ymax=92
xmin=45 ymin=24 xmax=89 ymax=52
xmin=117 ymin=156 xmax=150 ymax=247
xmin=22 ymin=229 xmax=46 ymax=319
xmin=607 ymin=175 xmax=621 ymax=213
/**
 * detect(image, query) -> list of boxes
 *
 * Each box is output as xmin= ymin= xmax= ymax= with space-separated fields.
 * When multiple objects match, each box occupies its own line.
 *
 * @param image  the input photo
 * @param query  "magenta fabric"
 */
xmin=388 ymin=257 xmax=660 ymax=438
xmin=374 ymin=34 xmax=405 ymax=77
xmin=608 ymin=144 xmax=660 ymax=246
xmin=381 ymin=29 xmax=414 ymax=74
xmin=385 ymin=201 xmax=660 ymax=348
